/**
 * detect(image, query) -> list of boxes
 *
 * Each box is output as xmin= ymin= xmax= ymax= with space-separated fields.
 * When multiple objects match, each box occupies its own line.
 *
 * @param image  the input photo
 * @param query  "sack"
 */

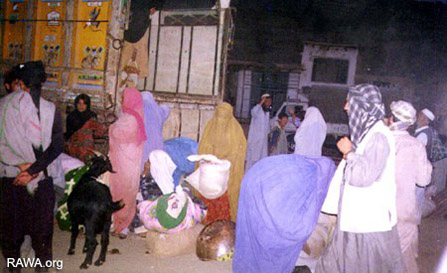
xmin=145 ymin=224 xmax=203 ymax=257
xmin=430 ymin=129 xmax=447 ymax=162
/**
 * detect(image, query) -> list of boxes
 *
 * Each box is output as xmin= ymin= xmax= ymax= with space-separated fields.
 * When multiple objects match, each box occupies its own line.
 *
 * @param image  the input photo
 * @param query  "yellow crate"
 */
xmin=3 ymin=0 xmax=27 ymax=63
xmin=32 ymin=0 xmax=66 ymax=67
xmin=72 ymin=0 xmax=110 ymax=70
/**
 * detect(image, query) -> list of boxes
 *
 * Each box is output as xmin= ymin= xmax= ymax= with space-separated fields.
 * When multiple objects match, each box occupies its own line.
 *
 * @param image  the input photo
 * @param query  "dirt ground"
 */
xmin=418 ymin=213 xmax=447 ymax=273
xmin=1 ymin=213 xmax=447 ymax=273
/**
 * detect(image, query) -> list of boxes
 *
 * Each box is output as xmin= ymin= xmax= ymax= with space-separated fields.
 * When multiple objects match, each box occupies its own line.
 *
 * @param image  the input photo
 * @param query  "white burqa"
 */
xmin=294 ymin=106 xmax=327 ymax=157
xmin=245 ymin=104 xmax=270 ymax=170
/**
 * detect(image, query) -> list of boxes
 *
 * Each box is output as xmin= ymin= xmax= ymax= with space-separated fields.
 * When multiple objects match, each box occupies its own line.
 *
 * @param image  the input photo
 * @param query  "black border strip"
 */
xmin=185 ymin=26 xmax=194 ymax=94
xmin=145 ymin=23 xmax=151 ymax=90
xmin=211 ymin=23 xmax=219 ymax=96
xmin=197 ymin=107 xmax=202 ymax=141
xmin=152 ymin=12 xmax=162 ymax=91
xmin=178 ymin=106 xmax=182 ymax=137
xmin=176 ymin=26 xmax=184 ymax=93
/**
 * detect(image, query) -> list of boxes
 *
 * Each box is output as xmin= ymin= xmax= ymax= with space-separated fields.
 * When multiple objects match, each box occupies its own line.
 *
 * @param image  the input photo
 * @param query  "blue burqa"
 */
xmin=164 ymin=137 xmax=198 ymax=187
xmin=141 ymin=91 xmax=170 ymax=171
xmin=233 ymin=154 xmax=335 ymax=273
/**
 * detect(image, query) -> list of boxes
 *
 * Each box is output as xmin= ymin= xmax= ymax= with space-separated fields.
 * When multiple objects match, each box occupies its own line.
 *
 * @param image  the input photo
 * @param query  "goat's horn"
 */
xmin=87 ymin=149 xmax=105 ymax=158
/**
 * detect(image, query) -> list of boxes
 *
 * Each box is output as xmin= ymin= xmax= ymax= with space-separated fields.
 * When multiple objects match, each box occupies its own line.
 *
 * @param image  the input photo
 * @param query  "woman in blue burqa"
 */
xmin=233 ymin=154 xmax=336 ymax=273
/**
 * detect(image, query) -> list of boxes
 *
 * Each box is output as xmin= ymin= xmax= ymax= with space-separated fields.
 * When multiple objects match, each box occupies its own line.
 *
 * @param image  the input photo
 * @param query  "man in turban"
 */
xmin=245 ymin=94 xmax=272 ymax=170
xmin=389 ymin=100 xmax=432 ymax=273
xmin=317 ymin=84 xmax=403 ymax=273
xmin=0 ymin=61 xmax=64 ymax=272
xmin=415 ymin=108 xmax=447 ymax=196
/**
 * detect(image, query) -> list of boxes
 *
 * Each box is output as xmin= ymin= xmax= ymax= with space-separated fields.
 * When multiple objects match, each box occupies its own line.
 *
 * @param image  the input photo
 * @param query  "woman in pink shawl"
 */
xmin=109 ymin=88 xmax=146 ymax=235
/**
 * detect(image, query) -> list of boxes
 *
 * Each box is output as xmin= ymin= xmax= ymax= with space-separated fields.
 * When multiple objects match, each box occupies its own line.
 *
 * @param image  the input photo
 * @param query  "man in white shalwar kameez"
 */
xmin=245 ymin=94 xmax=272 ymax=170
xmin=389 ymin=101 xmax=432 ymax=273
xmin=415 ymin=108 xmax=447 ymax=196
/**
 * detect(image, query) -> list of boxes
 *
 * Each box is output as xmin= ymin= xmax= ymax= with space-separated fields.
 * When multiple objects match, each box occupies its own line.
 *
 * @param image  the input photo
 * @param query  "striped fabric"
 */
xmin=347 ymin=84 xmax=385 ymax=148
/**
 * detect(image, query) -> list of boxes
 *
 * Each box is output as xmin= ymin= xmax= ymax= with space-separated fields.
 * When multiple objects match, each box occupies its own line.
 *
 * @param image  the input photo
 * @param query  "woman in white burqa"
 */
xmin=294 ymin=107 xmax=327 ymax=156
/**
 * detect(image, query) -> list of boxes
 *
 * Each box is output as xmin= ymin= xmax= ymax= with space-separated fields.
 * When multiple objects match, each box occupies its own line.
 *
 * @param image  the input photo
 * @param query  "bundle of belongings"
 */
xmin=232 ymin=154 xmax=335 ymax=273
xmin=138 ymin=152 xmax=231 ymax=233
xmin=139 ymin=150 xmax=231 ymax=257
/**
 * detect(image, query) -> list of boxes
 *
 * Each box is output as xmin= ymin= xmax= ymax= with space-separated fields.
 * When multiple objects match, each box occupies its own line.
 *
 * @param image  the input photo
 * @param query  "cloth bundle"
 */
xmin=139 ymin=151 xmax=231 ymax=234
xmin=56 ymin=165 xmax=89 ymax=231
xmin=185 ymin=154 xmax=231 ymax=199
xmin=164 ymin=137 xmax=198 ymax=187
xmin=138 ymin=186 xmax=206 ymax=234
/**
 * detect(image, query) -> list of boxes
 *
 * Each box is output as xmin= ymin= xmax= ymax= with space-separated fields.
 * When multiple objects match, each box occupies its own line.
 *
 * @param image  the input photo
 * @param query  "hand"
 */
xmin=288 ymin=108 xmax=295 ymax=116
xmin=259 ymin=97 xmax=266 ymax=106
xmin=13 ymin=171 xmax=37 ymax=186
xmin=18 ymin=163 xmax=32 ymax=172
xmin=142 ymin=161 xmax=151 ymax=176
xmin=337 ymin=137 xmax=353 ymax=155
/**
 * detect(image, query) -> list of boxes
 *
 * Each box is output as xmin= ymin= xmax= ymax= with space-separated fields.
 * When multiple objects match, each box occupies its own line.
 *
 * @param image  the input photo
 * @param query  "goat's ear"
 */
xmin=87 ymin=148 xmax=105 ymax=159
xmin=107 ymin=165 xmax=116 ymax=173
xmin=106 ymin=160 xmax=116 ymax=173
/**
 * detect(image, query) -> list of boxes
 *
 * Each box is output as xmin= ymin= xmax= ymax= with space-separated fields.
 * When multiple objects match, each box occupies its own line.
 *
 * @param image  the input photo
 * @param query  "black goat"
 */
xmin=67 ymin=152 xmax=124 ymax=269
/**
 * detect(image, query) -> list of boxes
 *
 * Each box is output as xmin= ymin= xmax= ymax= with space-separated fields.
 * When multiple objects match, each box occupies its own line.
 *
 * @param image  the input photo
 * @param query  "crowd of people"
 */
xmin=0 ymin=61 xmax=446 ymax=273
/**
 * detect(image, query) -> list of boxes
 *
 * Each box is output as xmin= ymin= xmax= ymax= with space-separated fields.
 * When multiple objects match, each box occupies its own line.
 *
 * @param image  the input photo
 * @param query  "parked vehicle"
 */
xmin=270 ymin=100 xmax=343 ymax=163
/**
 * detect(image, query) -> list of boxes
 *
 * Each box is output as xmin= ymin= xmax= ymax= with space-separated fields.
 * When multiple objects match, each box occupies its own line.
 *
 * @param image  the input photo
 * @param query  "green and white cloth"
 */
xmin=56 ymin=165 xmax=89 ymax=231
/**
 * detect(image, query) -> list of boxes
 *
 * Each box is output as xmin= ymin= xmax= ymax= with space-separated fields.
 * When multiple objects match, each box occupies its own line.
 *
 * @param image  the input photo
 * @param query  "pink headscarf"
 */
xmin=122 ymin=88 xmax=147 ymax=144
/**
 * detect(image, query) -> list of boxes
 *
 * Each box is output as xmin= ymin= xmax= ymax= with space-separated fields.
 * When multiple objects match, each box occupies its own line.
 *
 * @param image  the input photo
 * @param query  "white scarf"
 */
xmin=149 ymin=149 xmax=177 ymax=195
xmin=0 ymin=91 xmax=44 ymax=193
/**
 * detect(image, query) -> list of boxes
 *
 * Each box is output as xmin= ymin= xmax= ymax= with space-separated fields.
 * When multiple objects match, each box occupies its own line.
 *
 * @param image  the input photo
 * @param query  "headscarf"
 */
xmin=389 ymin=100 xmax=416 ymax=131
xmin=65 ymin=94 xmax=97 ymax=140
xmin=347 ymin=84 xmax=385 ymax=149
xmin=122 ymin=88 xmax=146 ymax=144
xmin=198 ymin=102 xmax=247 ymax=222
xmin=149 ymin=150 xmax=177 ymax=195
xmin=141 ymin=91 xmax=170 ymax=170
xmin=164 ymin=137 xmax=198 ymax=187
xmin=294 ymin=106 xmax=327 ymax=156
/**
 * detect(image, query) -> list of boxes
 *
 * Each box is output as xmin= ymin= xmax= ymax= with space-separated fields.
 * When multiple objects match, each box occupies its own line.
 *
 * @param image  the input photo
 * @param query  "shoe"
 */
xmin=292 ymin=266 xmax=312 ymax=273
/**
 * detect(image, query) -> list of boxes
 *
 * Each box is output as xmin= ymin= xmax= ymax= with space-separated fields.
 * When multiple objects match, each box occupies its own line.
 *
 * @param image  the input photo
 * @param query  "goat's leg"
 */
xmin=80 ymin=225 xmax=98 ymax=269
xmin=82 ymin=236 xmax=88 ymax=253
xmin=95 ymin=219 xmax=111 ymax=266
xmin=68 ymin=221 xmax=79 ymax=255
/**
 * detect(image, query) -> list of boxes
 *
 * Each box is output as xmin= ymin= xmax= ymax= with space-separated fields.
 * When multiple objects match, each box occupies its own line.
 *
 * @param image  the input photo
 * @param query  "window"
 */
xmin=311 ymin=58 xmax=349 ymax=84
xmin=250 ymin=71 xmax=289 ymax=117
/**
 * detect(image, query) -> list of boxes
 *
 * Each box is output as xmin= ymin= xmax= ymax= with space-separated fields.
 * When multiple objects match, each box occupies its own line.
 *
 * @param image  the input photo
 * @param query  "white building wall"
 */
xmin=299 ymin=43 xmax=358 ymax=89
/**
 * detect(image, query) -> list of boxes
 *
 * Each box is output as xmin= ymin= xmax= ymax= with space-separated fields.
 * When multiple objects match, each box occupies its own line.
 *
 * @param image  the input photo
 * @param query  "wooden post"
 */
xmin=62 ymin=0 xmax=75 ymax=88
xmin=104 ymin=0 xmax=125 ymax=113
xmin=24 ymin=0 xmax=34 ymax=61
